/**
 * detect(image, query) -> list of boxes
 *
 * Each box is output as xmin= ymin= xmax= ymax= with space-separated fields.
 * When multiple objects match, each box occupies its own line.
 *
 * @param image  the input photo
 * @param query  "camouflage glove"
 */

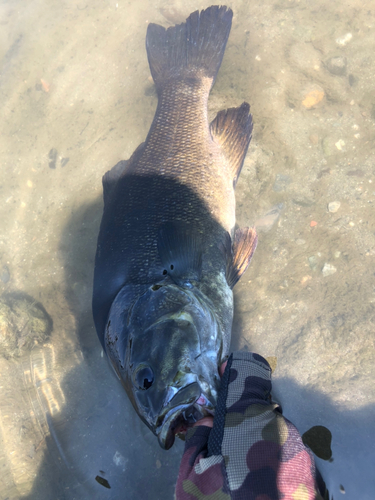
xmin=175 ymin=351 xmax=325 ymax=500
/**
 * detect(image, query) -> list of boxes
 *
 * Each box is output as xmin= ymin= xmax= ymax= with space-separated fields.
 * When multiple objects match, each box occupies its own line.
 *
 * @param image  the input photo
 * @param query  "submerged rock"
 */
xmin=325 ymin=56 xmax=347 ymax=76
xmin=0 ymin=294 xmax=52 ymax=359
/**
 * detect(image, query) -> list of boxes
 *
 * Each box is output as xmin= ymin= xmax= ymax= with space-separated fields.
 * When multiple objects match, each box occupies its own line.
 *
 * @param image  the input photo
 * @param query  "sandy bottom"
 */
xmin=0 ymin=0 xmax=374 ymax=498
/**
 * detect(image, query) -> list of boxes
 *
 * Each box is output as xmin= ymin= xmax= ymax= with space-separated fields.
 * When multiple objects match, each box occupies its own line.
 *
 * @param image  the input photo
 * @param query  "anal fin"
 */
xmin=226 ymin=227 xmax=257 ymax=289
xmin=210 ymin=102 xmax=253 ymax=187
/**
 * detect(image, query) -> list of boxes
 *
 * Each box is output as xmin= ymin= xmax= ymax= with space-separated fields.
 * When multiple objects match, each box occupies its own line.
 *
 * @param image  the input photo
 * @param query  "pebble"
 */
xmin=302 ymin=89 xmax=325 ymax=109
xmin=336 ymin=33 xmax=352 ymax=46
xmin=322 ymin=263 xmax=337 ymax=277
xmin=302 ymin=425 xmax=332 ymax=461
xmin=335 ymin=139 xmax=345 ymax=151
xmin=328 ymin=201 xmax=341 ymax=213
xmin=325 ymin=56 xmax=347 ymax=76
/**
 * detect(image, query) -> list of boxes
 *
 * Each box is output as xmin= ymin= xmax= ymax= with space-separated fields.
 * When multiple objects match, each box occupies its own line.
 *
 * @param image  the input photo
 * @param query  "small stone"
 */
xmin=296 ymin=239 xmax=306 ymax=245
xmin=336 ymin=33 xmax=352 ymax=46
xmin=335 ymin=139 xmax=345 ymax=151
xmin=309 ymin=134 xmax=319 ymax=145
xmin=302 ymin=426 xmax=332 ymax=460
xmin=322 ymin=263 xmax=337 ymax=277
xmin=302 ymin=89 xmax=325 ymax=109
xmin=334 ymin=251 xmax=341 ymax=258
xmin=325 ymin=56 xmax=347 ymax=76
xmin=328 ymin=201 xmax=341 ymax=213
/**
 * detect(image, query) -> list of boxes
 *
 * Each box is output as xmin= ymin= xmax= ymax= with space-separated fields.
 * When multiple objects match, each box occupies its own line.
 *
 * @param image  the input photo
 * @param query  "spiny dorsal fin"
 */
xmin=226 ymin=227 xmax=257 ymax=289
xmin=210 ymin=102 xmax=253 ymax=188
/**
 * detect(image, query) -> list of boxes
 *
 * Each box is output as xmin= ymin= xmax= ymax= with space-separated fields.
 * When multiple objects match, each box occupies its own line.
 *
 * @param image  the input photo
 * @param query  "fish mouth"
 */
xmin=156 ymin=393 xmax=214 ymax=450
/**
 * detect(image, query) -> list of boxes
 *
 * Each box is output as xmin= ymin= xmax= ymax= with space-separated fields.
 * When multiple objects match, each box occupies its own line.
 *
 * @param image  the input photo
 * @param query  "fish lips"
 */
xmin=156 ymin=382 xmax=215 ymax=450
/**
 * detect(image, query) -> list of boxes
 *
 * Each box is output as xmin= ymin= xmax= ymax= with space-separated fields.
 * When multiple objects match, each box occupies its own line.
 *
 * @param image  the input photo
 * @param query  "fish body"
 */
xmin=92 ymin=5 xmax=257 ymax=449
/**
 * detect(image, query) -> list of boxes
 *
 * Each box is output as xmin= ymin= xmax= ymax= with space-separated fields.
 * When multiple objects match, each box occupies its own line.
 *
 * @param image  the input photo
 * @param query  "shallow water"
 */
xmin=0 ymin=0 xmax=374 ymax=498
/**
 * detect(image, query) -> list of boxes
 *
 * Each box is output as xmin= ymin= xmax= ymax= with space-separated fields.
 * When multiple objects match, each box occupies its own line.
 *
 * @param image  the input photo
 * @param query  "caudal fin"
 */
xmin=146 ymin=5 xmax=233 ymax=90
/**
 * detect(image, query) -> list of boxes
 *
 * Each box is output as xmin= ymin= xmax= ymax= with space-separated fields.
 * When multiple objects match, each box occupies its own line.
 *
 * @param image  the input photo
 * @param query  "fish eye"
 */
xmin=134 ymin=365 xmax=154 ymax=390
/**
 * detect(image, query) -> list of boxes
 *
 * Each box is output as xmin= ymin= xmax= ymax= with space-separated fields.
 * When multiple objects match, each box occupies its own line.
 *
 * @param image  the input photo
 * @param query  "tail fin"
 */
xmin=146 ymin=6 xmax=233 ymax=89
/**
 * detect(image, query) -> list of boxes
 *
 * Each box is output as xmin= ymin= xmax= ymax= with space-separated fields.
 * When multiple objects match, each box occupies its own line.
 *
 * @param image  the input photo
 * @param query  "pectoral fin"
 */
xmin=226 ymin=227 xmax=257 ymax=289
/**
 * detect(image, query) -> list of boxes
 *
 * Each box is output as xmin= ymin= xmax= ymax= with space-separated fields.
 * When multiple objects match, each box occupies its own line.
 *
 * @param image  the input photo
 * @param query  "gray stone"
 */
xmin=325 ymin=56 xmax=347 ymax=76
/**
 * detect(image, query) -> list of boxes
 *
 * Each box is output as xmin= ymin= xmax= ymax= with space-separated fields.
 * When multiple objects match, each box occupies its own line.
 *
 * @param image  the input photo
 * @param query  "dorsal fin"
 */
xmin=210 ymin=102 xmax=253 ymax=187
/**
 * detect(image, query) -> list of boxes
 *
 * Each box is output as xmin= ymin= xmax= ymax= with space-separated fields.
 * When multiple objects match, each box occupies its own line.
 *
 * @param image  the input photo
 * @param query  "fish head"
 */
xmin=105 ymin=282 xmax=223 ymax=449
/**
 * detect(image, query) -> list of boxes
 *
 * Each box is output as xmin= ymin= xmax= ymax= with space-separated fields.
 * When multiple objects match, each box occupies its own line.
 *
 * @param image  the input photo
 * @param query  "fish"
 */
xmin=92 ymin=5 xmax=257 ymax=450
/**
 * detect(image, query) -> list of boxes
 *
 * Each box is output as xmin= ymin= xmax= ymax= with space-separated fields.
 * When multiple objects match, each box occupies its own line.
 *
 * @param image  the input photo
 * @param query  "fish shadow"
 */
xmin=21 ymin=196 xmax=183 ymax=500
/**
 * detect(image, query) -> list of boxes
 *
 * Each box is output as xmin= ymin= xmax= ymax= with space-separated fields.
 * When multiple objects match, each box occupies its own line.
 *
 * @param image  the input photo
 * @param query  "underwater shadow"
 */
xmin=21 ymin=192 xmax=183 ymax=500
xmin=231 ymin=306 xmax=375 ymax=500
xmin=22 ymin=169 xmax=240 ymax=500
